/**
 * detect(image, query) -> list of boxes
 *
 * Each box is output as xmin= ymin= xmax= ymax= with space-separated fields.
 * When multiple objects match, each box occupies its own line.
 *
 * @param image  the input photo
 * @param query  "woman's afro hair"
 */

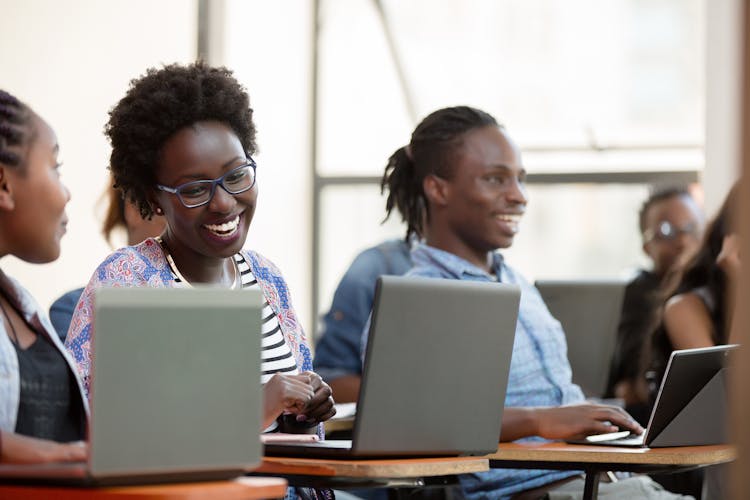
xmin=105 ymin=62 xmax=256 ymax=219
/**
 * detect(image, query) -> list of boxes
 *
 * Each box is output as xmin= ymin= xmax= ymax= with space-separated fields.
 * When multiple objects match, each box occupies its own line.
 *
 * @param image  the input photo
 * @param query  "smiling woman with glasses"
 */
xmin=64 ymin=64 xmax=335 ymax=498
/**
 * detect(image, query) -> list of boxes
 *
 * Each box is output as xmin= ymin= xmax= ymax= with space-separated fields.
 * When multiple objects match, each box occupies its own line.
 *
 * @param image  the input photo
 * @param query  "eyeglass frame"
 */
xmin=643 ymin=220 xmax=699 ymax=243
xmin=155 ymin=159 xmax=257 ymax=209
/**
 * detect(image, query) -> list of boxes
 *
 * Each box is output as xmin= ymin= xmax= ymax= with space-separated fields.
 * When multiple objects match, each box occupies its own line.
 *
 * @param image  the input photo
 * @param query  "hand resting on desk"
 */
xmin=263 ymin=371 xmax=336 ymax=430
xmin=0 ymin=432 xmax=87 ymax=464
xmin=501 ymin=403 xmax=644 ymax=442
xmin=297 ymin=371 xmax=337 ymax=425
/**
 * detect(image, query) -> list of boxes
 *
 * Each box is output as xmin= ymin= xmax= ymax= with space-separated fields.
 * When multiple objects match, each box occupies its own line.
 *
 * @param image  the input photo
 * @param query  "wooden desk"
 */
xmin=255 ymin=455 xmax=488 ymax=489
xmin=487 ymin=442 xmax=736 ymax=500
xmin=0 ymin=476 xmax=288 ymax=500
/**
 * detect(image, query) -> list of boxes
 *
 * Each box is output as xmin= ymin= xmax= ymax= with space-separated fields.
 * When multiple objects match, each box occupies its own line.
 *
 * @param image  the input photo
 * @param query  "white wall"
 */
xmin=0 ymin=0 xmax=197 ymax=311
xmin=704 ymin=0 xmax=743 ymax=215
xmin=221 ymin=0 xmax=314 ymax=330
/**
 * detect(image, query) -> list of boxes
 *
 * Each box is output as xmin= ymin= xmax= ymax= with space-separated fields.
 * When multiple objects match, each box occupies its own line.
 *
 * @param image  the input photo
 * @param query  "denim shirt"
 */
xmin=313 ymin=239 xmax=412 ymax=381
xmin=49 ymin=287 xmax=84 ymax=342
xmin=408 ymin=244 xmax=584 ymax=500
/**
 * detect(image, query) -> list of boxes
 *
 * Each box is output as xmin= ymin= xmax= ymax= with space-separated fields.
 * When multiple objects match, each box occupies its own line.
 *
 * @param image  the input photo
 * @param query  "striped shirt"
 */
xmin=164 ymin=253 xmax=299 ymax=384
xmin=165 ymin=253 xmax=299 ymax=433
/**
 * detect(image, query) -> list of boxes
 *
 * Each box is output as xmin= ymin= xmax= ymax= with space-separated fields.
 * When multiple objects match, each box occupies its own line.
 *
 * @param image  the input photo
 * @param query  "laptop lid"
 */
xmin=88 ymin=287 xmax=262 ymax=479
xmin=644 ymin=344 xmax=736 ymax=447
xmin=352 ymin=275 xmax=520 ymax=456
xmin=534 ymin=280 xmax=626 ymax=397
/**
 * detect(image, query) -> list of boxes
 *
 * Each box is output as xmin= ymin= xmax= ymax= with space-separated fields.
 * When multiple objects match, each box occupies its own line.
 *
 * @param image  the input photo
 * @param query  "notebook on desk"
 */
xmin=534 ymin=279 xmax=626 ymax=397
xmin=265 ymin=275 xmax=520 ymax=459
xmin=571 ymin=344 xmax=736 ymax=448
xmin=0 ymin=287 xmax=262 ymax=486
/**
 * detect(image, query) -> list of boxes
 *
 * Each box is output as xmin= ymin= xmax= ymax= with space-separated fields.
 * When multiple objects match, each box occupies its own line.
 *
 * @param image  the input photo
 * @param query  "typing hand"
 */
xmin=535 ymin=403 xmax=644 ymax=441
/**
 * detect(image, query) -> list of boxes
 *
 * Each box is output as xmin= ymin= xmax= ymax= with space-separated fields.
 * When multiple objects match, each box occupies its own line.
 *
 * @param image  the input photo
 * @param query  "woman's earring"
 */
xmin=154 ymin=206 xmax=164 ymax=216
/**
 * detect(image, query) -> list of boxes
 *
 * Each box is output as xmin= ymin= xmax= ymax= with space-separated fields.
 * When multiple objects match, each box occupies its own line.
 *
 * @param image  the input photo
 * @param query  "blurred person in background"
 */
xmin=605 ymin=188 xmax=704 ymax=424
xmin=48 ymin=180 xmax=166 ymax=340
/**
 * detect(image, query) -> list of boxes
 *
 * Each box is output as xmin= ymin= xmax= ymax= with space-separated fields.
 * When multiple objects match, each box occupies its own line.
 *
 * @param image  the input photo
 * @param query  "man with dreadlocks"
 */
xmin=379 ymin=106 xmax=692 ymax=499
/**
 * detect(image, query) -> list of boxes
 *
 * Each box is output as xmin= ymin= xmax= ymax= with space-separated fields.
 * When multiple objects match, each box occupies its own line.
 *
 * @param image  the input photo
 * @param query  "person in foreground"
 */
xmin=380 ymin=106 xmax=691 ymax=499
xmin=63 ymin=64 xmax=335 ymax=498
xmin=0 ymin=89 xmax=87 ymax=463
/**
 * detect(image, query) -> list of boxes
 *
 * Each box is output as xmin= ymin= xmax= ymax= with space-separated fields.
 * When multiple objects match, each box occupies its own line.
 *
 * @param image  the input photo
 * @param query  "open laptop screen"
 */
xmin=89 ymin=287 xmax=262 ymax=478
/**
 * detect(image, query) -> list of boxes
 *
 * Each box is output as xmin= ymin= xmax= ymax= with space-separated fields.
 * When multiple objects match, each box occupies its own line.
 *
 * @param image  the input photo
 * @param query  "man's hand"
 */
xmin=534 ymin=403 xmax=644 ymax=440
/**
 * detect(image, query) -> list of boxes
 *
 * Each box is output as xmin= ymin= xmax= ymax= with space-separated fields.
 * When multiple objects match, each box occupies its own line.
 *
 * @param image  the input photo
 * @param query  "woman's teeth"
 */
xmin=203 ymin=216 xmax=239 ymax=235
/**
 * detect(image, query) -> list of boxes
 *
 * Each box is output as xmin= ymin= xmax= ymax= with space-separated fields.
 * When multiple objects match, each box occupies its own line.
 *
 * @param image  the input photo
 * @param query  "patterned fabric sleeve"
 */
xmin=64 ymin=240 xmax=173 ymax=397
xmin=243 ymin=250 xmax=329 ymax=441
xmin=243 ymin=250 xmax=313 ymax=372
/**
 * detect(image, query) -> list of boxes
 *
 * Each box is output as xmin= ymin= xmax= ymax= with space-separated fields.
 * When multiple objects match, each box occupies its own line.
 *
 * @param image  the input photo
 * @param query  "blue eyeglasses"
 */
xmin=156 ymin=159 xmax=257 ymax=208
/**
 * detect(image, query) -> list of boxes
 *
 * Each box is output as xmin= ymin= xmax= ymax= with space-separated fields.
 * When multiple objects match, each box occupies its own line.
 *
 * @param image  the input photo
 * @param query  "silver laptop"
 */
xmin=266 ymin=275 xmax=520 ymax=459
xmin=0 ymin=287 xmax=262 ymax=485
xmin=573 ymin=344 xmax=735 ymax=448
xmin=534 ymin=280 xmax=626 ymax=397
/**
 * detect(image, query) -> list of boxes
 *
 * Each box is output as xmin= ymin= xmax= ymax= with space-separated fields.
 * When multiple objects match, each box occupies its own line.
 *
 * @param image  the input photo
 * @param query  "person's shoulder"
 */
xmin=665 ymin=291 xmax=709 ymax=317
xmin=405 ymin=265 xmax=444 ymax=279
xmin=104 ymin=238 xmax=161 ymax=262
xmin=345 ymin=239 xmax=412 ymax=279
xmin=663 ymin=291 xmax=715 ymax=346
xmin=663 ymin=291 xmax=713 ymax=336
xmin=242 ymin=249 xmax=284 ymax=277
xmin=51 ymin=288 xmax=85 ymax=310
xmin=93 ymin=238 xmax=168 ymax=284
xmin=374 ymin=238 xmax=411 ymax=256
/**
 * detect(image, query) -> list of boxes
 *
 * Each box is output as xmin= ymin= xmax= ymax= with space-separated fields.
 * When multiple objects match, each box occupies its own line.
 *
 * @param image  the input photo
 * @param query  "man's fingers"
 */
xmin=600 ymin=408 xmax=643 ymax=434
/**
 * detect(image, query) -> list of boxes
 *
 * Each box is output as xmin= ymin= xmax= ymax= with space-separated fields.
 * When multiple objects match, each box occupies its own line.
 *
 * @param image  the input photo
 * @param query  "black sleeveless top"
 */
xmin=648 ymin=286 xmax=719 ymax=405
xmin=13 ymin=334 xmax=84 ymax=441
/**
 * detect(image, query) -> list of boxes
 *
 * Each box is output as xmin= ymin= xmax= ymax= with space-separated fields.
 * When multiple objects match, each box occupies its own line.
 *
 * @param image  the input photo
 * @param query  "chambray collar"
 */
xmin=411 ymin=243 xmax=504 ymax=282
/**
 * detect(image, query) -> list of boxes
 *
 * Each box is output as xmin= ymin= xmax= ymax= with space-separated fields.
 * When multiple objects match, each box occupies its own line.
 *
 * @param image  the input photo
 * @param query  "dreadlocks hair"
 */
xmin=381 ymin=106 xmax=500 ymax=241
xmin=104 ymin=61 xmax=257 ymax=220
xmin=638 ymin=186 xmax=693 ymax=236
xmin=0 ymin=90 xmax=32 ymax=169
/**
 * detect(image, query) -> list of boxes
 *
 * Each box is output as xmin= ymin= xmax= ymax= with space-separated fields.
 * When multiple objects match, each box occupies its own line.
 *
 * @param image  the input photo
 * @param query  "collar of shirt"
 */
xmin=410 ymin=243 xmax=504 ymax=282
